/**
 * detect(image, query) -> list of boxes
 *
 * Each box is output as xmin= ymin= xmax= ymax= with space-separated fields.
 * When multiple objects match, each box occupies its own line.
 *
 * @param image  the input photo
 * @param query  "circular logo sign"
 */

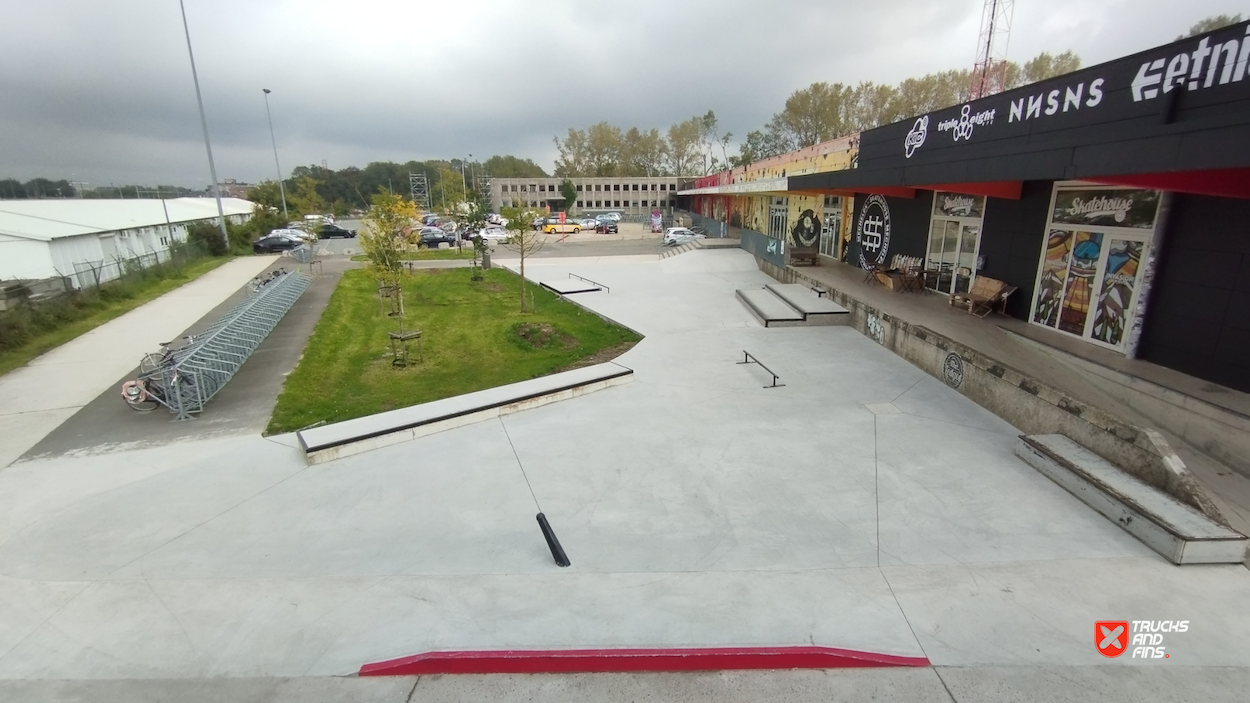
xmin=791 ymin=209 xmax=820 ymax=247
xmin=943 ymin=353 xmax=964 ymax=388
xmin=855 ymin=194 xmax=892 ymax=270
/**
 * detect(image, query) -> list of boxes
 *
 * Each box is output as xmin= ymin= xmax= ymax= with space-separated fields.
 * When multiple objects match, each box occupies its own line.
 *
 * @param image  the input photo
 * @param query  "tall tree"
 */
xmin=1178 ymin=14 xmax=1242 ymax=40
xmin=481 ymin=155 xmax=548 ymax=178
xmin=665 ymin=116 xmax=704 ymax=176
xmin=500 ymin=205 xmax=546 ymax=313
xmin=1017 ymin=51 xmax=1082 ymax=87
xmin=558 ymin=179 xmax=577 ymax=213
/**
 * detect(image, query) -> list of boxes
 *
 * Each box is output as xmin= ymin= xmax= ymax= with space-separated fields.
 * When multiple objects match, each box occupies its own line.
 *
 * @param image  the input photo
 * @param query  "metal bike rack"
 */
xmin=155 ymin=270 xmax=312 ymax=420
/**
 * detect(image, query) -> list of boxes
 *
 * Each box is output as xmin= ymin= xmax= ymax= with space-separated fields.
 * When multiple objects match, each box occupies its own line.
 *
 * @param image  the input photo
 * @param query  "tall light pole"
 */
xmin=177 ymin=0 xmax=228 ymax=246
xmin=262 ymin=88 xmax=289 ymax=219
xmin=468 ymin=153 xmax=474 ymax=200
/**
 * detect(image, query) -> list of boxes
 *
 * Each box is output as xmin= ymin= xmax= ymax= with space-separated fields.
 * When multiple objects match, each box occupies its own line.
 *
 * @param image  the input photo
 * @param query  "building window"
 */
xmin=576 ymin=184 xmax=583 ymax=191
xmin=613 ymin=184 xmax=620 ymax=191
xmin=160 ymin=236 xmax=169 ymax=246
xmin=651 ymin=184 xmax=657 ymax=190
xmin=576 ymin=200 xmax=583 ymax=207
xmin=631 ymin=184 xmax=639 ymax=190
xmin=660 ymin=184 xmax=667 ymax=191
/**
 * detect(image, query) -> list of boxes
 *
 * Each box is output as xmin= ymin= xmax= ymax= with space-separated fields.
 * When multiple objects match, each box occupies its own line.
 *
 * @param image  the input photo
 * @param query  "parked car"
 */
xmin=595 ymin=221 xmax=618 ymax=234
xmin=477 ymin=226 xmax=510 ymax=241
xmin=318 ymin=223 xmax=357 ymax=238
xmin=270 ymin=227 xmax=313 ymax=242
xmin=578 ymin=218 xmax=600 ymax=229
xmin=253 ymin=233 xmax=304 ymax=253
xmin=541 ymin=217 xmax=581 ymax=234
xmin=663 ymin=227 xmax=704 ymax=246
xmin=419 ymin=227 xmax=455 ymax=247
xmin=531 ymin=216 xmax=545 ymax=230
xmin=597 ymin=211 xmax=623 ymax=222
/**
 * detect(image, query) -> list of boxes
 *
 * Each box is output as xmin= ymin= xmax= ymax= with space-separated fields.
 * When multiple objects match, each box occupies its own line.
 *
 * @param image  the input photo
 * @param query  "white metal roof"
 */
xmin=0 ymin=198 xmax=256 ymax=242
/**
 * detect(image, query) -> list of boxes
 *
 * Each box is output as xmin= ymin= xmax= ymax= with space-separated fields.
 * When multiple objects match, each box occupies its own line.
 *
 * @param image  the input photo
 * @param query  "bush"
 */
xmin=227 ymin=209 xmax=287 ymax=255
xmin=188 ymin=221 xmax=228 ymax=257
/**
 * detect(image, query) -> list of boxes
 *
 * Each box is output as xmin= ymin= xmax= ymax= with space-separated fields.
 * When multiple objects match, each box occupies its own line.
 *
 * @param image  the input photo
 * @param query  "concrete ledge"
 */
xmin=540 ymin=278 xmax=602 ymax=294
xmin=298 ymin=362 xmax=633 ymax=464
xmin=735 ymin=289 xmax=805 ymax=327
xmin=1016 ymin=435 xmax=1247 ymax=564
xmin=358 ymin=646 xmax=931 ymax=676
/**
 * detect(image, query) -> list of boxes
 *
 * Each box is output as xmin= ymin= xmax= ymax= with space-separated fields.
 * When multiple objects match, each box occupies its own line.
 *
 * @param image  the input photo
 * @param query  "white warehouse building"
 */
xmin=0 ymin=198 xmax=255 ymax=289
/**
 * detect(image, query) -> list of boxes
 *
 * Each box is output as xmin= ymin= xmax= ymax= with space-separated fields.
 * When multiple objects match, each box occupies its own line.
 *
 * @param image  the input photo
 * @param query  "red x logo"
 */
xmin=1096 ymin=621 xmax=1129 ymax=658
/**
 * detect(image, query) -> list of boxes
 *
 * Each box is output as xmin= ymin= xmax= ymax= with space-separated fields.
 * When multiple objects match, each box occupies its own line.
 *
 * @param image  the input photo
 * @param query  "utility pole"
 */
xmin=262 ymin=89 xmax=289 ymax=219
xmin=178 ymin=0 xmax=228 ymax=246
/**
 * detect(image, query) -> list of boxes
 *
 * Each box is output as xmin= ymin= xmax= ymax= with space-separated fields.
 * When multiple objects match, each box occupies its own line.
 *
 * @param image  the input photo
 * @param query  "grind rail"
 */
xmin=737 ymin=350 xmax=785 ymax=388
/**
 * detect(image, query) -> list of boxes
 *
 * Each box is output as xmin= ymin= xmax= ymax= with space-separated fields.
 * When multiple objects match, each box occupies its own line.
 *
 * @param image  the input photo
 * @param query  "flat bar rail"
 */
xmin=569 ymin=273 xmax=609 ymax=293
xmin=737 ymin=350 xmax=785 ymax=388
xmin=160 ymin=270 xmax=312 ymax=420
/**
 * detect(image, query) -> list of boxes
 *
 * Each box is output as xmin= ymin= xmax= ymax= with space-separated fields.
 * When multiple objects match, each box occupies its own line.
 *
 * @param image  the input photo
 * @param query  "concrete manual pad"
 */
xmin=765 ymin=282 xmax=849 ymax=315
xmin=540 ymin=277 xmax=604 ymax=294
xmin=735 ymin=287 xmax=804 ymax=326
xmin=0 ymin=249 xmax=1248 ymax=694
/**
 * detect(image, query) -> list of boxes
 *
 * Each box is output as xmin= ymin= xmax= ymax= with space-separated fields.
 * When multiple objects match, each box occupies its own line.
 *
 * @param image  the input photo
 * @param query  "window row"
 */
xmin=502 ymin=183 xmax=675 ymax=193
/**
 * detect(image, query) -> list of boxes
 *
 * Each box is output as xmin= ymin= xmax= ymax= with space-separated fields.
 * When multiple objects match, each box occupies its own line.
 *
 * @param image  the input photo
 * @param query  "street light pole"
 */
xmin=177 ymin=0 xmax=228 ymax=246
xmin=262 ymin=89 xmax=289 ymax=219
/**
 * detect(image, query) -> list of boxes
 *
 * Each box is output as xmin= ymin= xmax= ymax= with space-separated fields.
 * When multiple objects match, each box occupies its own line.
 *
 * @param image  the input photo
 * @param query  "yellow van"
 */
xmin=541 ymin=217 xmax=581 ymax=234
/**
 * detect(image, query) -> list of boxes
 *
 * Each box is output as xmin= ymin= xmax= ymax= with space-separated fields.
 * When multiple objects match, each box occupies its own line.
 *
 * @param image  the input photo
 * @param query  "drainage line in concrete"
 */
xmin=537 ymin=512 xmax=572 ymax=567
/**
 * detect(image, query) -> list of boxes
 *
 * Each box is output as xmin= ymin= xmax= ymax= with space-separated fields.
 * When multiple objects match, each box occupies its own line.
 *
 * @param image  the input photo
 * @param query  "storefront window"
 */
xmin=820 ymin=196 xmax=841 ymax=258
xmin=1029 ymin=185 xmax=1160 ymax=351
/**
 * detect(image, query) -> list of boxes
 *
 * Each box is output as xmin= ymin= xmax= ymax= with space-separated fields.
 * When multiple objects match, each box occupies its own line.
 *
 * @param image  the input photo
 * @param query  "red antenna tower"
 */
xmin=968 ymin=0 xmax=1015 ymax=100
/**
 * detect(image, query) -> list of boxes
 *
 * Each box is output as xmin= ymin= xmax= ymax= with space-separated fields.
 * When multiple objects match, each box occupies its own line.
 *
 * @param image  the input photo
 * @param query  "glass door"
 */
xmin=926 ymin=192 xmax=985 ymax=295
xmin=819 ymin=196 xmax=841 ymax=258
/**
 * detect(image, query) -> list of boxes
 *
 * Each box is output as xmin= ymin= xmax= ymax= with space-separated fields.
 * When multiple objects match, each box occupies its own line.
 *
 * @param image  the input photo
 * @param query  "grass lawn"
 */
xmin=0 ymin=256 xmax=232 ymax=378
xmin=266 ymin=266 xmax=641 ymax=434
xmin=350 ymin=248 xmax=476 ymax=262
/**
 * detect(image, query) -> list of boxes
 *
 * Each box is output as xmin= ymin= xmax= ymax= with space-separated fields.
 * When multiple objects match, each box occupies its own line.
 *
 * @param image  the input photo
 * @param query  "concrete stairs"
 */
xmin=1016 ymin=434 xmax=1248 ymax=564
xmin=736 ymin=283 xmax=851 ymax=328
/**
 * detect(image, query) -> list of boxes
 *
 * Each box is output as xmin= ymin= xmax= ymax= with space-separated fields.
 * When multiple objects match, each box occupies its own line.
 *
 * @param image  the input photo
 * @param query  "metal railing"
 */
xmin=153 ymin=270 xmax=312 ymax=420
xmin=737 ymin=350 xmax=785 ymax=388
xmin=569 ymin=273 xmax=609 ymax=293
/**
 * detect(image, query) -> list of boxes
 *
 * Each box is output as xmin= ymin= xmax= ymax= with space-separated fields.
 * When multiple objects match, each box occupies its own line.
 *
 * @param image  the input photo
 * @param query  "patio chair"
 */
xmin=949 ymin=276 xmax=1009 ymax=317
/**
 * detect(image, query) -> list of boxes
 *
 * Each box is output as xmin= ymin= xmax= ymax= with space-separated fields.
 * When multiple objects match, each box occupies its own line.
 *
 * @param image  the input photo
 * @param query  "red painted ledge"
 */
xmin=358 ymin=646 xmax=930 ymax=676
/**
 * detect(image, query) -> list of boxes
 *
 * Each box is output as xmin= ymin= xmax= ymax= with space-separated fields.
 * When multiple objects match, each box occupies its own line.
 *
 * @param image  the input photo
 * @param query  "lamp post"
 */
xmin=177 ymin=0 xmax=228 ymax=246
xmin=262 ymin=88 xmax=289 ymax=219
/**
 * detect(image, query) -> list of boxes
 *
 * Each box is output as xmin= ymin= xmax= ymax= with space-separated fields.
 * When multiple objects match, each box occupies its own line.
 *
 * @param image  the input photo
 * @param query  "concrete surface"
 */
xmin=0 ymin=256 xmax=277 ymax=469
xmin=0 ymin=249 xmax=1247 ymax=700
xmin=18 ymin=258 xmax=349 ymax=460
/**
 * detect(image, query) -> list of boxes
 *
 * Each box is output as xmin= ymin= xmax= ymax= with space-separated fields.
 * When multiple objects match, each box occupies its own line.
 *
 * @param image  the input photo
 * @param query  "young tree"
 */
xmin=500 ymin=205 xmax=546 ymax=313
xmin=359 ymin=191 xmax=418 ymax=292
xmin=559 ymin=179 xmax=577 ymax=213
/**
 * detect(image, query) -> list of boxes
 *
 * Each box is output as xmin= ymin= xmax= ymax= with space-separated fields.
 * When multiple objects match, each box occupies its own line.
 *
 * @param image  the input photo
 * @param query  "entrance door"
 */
xmin=926 ymin=192 xmax=985 ymax=295
xmin=819 ymin=196 xmax=841 ymax=258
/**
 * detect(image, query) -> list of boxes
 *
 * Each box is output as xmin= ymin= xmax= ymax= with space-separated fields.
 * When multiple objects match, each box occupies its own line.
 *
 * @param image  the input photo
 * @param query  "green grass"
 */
xmin=266 ymin=267 xmax=641 ymax=434
xmin=350 ymin=248 xmax=476 ymax=261
xmin=0 ymin=256 xmax=231 ymax=378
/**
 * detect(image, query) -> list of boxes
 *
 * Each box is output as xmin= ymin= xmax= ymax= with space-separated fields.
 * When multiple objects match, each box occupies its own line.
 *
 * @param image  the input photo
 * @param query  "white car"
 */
xmin=578 ymin=218 xmax=599 ymax=229
xmin=477 ymin=227 xmax=509 ymax=241
xmin=663 ymin=227 xmax=704 ymax=246
xmin=597 ymin=212 xmax=623 ymax=222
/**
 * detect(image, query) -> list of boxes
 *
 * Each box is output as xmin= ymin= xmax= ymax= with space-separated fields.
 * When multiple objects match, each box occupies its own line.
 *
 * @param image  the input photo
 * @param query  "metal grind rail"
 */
xmin=159 ymin=270 xmax=312 ymax=420
xmin=737 ymin=350 xmax=785 ymax=388
xmin=569 ymin=273 xmax=609 ymax=293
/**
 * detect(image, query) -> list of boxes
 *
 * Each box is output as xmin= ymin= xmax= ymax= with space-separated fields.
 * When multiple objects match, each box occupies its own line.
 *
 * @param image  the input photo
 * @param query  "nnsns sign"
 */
xmin=855 ymin=195 xmax=892 ymax=269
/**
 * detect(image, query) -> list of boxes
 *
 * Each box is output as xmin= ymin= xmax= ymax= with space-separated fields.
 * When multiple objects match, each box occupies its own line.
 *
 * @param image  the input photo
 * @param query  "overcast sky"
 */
xmin=1 ymin=0 xmax=1244 ymax=189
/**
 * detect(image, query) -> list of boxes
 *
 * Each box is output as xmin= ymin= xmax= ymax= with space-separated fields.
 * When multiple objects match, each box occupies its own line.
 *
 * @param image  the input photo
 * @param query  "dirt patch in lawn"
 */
xmin=557 ymin=340 xmax=638 ymax=370
xmin=512 ymin=322 xmax=578 ymax=349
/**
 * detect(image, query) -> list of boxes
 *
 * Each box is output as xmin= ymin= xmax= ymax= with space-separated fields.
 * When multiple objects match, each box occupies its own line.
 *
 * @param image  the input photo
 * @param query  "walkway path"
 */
xmin=0 ymin=256 xmax=277 ymax=469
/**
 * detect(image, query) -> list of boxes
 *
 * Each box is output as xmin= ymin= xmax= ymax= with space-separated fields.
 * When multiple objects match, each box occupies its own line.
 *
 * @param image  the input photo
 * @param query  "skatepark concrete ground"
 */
xmin=0 ymin=249 xmax=1247 ymax=701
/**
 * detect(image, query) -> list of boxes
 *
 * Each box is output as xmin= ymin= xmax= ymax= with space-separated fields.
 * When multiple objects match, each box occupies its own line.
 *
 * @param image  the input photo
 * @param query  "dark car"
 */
xmin=595 ymin=221 xmax=618 ymax=234
xmin=319 ymin=223 xmax=357 ymax=238
xmin=419 ymin=227 xmax=455 ymax=247
xmin=252 ymin=233 xmax=303 ymax=253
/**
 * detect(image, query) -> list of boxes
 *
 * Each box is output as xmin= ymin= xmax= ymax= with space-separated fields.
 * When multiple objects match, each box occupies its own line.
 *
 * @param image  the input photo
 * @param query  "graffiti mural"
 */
xmin=1033 ymin=230 xmax=1073 ymax=326
xmin=791 ymin=209 xmax=820 ymax=247
xmin=1058 ymin=231 xmax=1103 ymax=336
xmin=1090 ymin=239 xmax=1143 ymax=346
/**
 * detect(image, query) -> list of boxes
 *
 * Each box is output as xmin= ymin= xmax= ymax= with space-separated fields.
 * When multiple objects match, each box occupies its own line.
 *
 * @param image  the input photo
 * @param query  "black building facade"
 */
xmin=791 ymin=21 xmax=1250 ymax=393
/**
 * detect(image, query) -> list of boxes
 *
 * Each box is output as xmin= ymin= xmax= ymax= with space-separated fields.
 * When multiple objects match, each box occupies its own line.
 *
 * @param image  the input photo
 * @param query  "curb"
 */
xmin=358 ymin=646 xmax=931 ymax=676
